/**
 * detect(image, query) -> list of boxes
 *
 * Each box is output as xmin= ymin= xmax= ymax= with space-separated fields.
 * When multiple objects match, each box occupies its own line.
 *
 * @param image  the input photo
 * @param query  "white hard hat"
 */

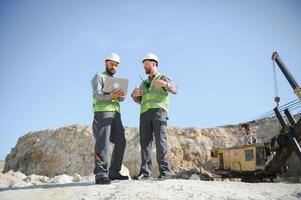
xmin=141 ymin=53 xmax=159 ymax=64
xmin=105 ymin=53 xmax=120 ymax=63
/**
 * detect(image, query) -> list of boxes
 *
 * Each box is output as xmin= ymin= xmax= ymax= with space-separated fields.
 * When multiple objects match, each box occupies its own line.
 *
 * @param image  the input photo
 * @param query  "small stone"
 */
xmin=24 ymin=174 xmax=49 ymax=184
xmin=120 ymin=165 xmax=130 ymax=179
xmin=182 ymin=174 xmax=190 ymax=179
xmin=5 ymin=170 xmax=14 ymax=175
xmin=191 ymin=167 xmax=201 ymax=173
xmin=189 ymin=174 xmax=200 ymax=180
xmin=73 ymin=173 xmax=82 ymax=182
xmin=49 ymin=174 xmax=73 ymax=184
xmin=12 ymin=171 xmax=27 ymax=179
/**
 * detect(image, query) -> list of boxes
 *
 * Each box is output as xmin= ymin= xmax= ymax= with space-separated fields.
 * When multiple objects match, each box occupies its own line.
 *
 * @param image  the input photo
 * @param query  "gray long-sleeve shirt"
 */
xmin=91 ymin=71 xmax=124 ymax=102
xmin=132 ymin=73 xmax=177 ymax=104
xmin=239 ymin=130 xmax=257 ymax=145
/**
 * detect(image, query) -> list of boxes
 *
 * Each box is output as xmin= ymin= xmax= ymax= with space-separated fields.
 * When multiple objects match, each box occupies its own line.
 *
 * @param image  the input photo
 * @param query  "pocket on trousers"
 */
xmin=92 ymin=116 xmax=98 ymax=137
xmin=160 ymin=120 xmax=167 ymax=126
xmin=155 ymin=110 xmax=167 ymax=121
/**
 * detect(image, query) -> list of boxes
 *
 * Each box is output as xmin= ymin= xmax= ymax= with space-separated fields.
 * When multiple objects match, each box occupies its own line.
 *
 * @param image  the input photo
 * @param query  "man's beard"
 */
xmin=106 ymin=67 xmax=116 ymax=76
xmin=145 ymin=68 xmax=152 ymax=74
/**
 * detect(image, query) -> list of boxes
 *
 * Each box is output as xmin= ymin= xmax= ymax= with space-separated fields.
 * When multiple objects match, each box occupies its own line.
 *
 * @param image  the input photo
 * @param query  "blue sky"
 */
xmin=0 ymin=0 xmax=300 ymax=160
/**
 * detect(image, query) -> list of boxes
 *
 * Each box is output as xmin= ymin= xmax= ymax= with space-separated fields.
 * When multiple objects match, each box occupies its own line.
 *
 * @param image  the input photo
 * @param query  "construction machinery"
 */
xmin=211 ymin=143 xmax=268 ymax=181
xmin=212 ymin=52 xmax=301 ymax=181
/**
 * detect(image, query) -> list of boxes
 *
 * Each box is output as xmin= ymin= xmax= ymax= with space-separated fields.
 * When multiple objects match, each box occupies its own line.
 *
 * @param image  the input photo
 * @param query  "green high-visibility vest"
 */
xmin=92 ymin=72 xmax=120 ymax=113
xmin=140 ymin=73 xmax=169 ymax=114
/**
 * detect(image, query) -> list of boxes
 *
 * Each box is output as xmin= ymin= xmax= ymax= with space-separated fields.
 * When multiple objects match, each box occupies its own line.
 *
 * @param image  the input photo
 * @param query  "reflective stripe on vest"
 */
xmin=147 ymin=87 xmax=168 ymax=96
xmin=140 ymin=73 xmax=169 ymax=114
xmin=92 ymin=72 xmax=120 ymax=113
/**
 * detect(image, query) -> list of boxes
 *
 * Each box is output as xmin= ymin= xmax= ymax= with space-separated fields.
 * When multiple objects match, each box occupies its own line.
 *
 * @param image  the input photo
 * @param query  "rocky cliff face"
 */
xmin=3 ymin=125 xmax=94 ymax=177
xmin=3 ymin=115 xmax=300 ymax=178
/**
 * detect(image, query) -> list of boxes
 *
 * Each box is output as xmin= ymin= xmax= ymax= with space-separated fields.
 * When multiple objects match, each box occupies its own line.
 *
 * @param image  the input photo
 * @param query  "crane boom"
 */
xmin=271 ymin=52 xmax=301 ymax=101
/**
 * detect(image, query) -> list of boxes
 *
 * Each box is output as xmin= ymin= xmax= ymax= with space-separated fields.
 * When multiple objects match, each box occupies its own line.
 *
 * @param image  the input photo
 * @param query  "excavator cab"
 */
xmin=212 ymin=144 xmax=266 ymax=173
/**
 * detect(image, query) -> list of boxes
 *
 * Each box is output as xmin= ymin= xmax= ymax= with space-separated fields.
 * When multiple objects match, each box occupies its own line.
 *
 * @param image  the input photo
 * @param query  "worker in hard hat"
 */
xmin=91 ymin=53 xmax=129 ymax=184
xmin=240 ymin=124 xmax=257 ymax=145
xmin=131 ymin=53 xmax=177 ymax=180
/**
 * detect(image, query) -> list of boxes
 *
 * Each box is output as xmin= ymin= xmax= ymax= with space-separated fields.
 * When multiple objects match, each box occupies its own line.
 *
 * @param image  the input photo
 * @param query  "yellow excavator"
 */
xmin=211 ymin=52 xmax=301 ymax=181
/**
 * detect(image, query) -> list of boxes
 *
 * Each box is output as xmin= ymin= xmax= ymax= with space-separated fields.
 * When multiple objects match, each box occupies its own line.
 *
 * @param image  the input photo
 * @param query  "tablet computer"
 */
xmin=102 ymin=77 xmax=129 ymax=94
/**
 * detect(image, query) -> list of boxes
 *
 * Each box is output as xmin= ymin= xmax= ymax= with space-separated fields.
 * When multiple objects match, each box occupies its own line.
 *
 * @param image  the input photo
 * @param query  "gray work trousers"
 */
xmin=92 ymin=111 xmax=126 ymax=179
xmin=139 ymin=108 xmax=171 ymax=176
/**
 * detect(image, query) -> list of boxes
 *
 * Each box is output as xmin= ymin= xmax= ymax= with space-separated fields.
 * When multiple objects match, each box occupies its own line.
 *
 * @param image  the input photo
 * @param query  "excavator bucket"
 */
xmin=264 ymin=107 xmax=301 ymax=174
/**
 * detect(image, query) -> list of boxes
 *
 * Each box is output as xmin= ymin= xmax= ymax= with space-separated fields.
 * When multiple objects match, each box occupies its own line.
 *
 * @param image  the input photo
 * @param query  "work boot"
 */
xmin=109 ymin=172 xmax=129 ymax=180
xmin=133 ymin=173 xmax=151 ymax=180
xmin=157 ymin=173 xmax=172 ymax=181
xmin=95 ymin=176 xmax=111 ymax=185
